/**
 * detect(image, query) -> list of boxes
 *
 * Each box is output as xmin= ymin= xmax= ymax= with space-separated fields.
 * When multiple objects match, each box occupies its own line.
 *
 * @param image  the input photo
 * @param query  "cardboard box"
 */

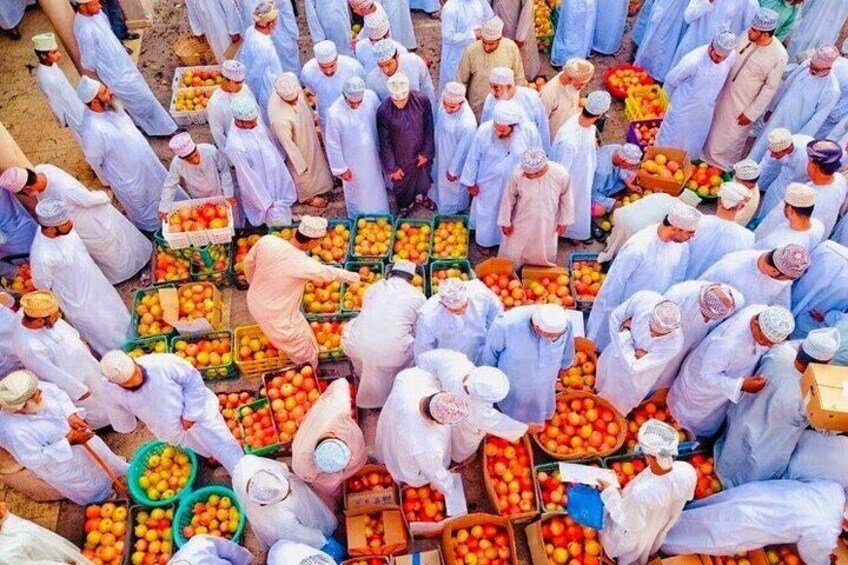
xmin=441 ymin=513 xmax=518 ymax=565
xmin=399 ymin=477 xmax=466 ymax=538
xmin=474 ymin=257 xmax=517 ymax=278
xmin=636 ymin=146 xmax=694 ymax=196
xmin=526 ymin=514 xmax=611 ymax=565
xmin=394 ymin=550 xmax=444 ymax=565
xmin=649 ymin=556 xmax=715 ymax=565
xmin=801 ymin=363 xmax=848 ymax=432
xmin=346 ymin=504 xmax=410 ymax=556
xmin=482 ymin=435 xmax=538 ymax=523
xmin=344 ymin=464 xmax=399 ymax=511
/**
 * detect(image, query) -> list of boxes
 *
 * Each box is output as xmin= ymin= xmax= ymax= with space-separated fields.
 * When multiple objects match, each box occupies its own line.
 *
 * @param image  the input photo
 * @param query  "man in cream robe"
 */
xmin=32 ymin=33 xmax=84 ymax=141
xmin=539 ymin=59 xmax=593 ymax=141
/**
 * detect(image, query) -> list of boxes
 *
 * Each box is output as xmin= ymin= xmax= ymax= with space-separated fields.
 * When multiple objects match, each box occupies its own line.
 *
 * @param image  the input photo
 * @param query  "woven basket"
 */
xmin=173 ymin=36 xmax=205 ymax=67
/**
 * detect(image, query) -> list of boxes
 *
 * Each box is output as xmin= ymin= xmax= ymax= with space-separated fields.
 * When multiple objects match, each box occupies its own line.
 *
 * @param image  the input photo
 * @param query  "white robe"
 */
xmin=661 ymin=479 xmax=845 ymax=565
xmin=238 ymin=27 xmax=285 ymax=119
xmin=481 ymin=87 xmax=551 ymax=152
xmin=103 ymin=354 xmax=244 ymax=473
xmin=268 ymin=540 xmax=336 ymax=565
xmin=550 ymin=0 xmax=596 ymax=66
xmin=29 ymin=230 xmax=129 ymax=356
xmin=0 ymin=512 xmax=92 ymax=565
xmin=0 ymin=191 xmax=36 ymax=261
xmin=342 ymin=278 xmax=426 ymax=408
xmin=304 ymin=0 xmax=353 ymax=56
xmin=670 ymin=0 xmax=757 ymax=71
xmin=238 ymin=0 xmax=300 ymax=74
xmin=35 ymin=64 xmax=84 ymax=139
xmin=657 ymin=281 xmax=745 ymax=390
xmin=700 ymin=249 xmax=792 ymax=308
xmin=225 ymin=123 xmax=296 ymax=227
xmin=439 ymin=0 xmax=495 ymax=88
xmin=0 ymin=382 xmax=127 ymax=505
xmin=300 ymin=55 xmax=365 ymax=131
xmin=232 ymin=455 xmax=337 ymax=550
xmin=755 ymin=134 xmax=814 ymax=222
xmin=168 ymin=535 xmax=254 ymax=565
xmin=786 ymin=430 xmax=848 ymax=488
xmin=667 ymin=304 xmax=771 ymax=437
xmin=0 ymin=0 xmax=30 ymax=29
xmin=601 ymin=462 xmax=697 ymax=565
xmin=754 ymin=218 xmax=825 ymax=253
xmin=355 ymin=37 xmax=408 ymax=75
xmin=790 ymin=240 xmax=848 ymax=338
xmin=634 ymin=0 xmax=690 ymax=82
xmin=207 ymin=85 xmax=261 ymax=150
xmin=656 ymin=46 xmax=735 ymax=160
xmin=817 ymin=57 xmax=848 ymax=138
xmin=809 ymin=174 xmax=848 ymax=239
xmin=587 ymin=225 xmax=690 ymax=351
xmin=375 ymin=0 xmax=417 ymax=49
xmin=0 ymin=307 xmax=22 ymax=379
xmin=366 ymin=53 xmax=437 ymax=107
xmin=13 ymin=320 xmax=111 ymax=430
xmin=74 ymin=12 xmax=176 ymax=136
xmin=552 ymin=114 xmax=597 ymax=241
xmin=596 ymin=290 xmax=685 ymax=415
xmin=78 ymin=108 xmax=168 ymax=232
xmin=432 ymin=100 xmax=477 ymax=214
xmin=162 ymin=143 xmax=235 ymax=212
xmin=786 ymin=0 xmax=848 ymax=60
xmin=461 ymin=120 xmax=541 ymax=247
xmin=33 ymin=164 xmax=150 ymax=284
xmin=186 ymin=0 xmax=241 ymax=63
xmin=685 ymin=215 xmax=754 ymax=279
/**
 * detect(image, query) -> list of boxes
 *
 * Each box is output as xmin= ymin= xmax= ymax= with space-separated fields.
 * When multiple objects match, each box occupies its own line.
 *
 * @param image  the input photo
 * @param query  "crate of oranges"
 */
xmin=260 ymin=364 xmax=322 ymax=449
xmin=350 ymin=214 xmax=395 ymax=259
xmin=170 ymin=330 xmax=236 ymax=381
xmin=233 ymin=325 xmax=291 ymax=377
xmin=169 ymin=66 xmax=223 ymax=126
xmin=238 ymin=398 xmax=280 ymax=456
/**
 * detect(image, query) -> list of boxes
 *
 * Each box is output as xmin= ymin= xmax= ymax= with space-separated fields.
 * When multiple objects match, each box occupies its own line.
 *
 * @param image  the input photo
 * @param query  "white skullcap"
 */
xmin=429 ymin=392 xmax=471 ymax=425
xmin=467 ymin=366 xmax=510 ymax=403
xmin=637 ymin=419 xmax=679 ymax=470
xmin=564 ymin=58 xmax=594 ymax=82
xmin=275 ymin=72 xmax=301 ymax=101
xmin=481 ymin=16 xmax=504 ymax=41
xmin=32 ymin=33 xmax=57 ymax=52
xmin=615 ymin=143 xmax=643 ymax=166
xmin=313 ymin=438 xmax=352 ymax=473
xmin=364 ymin=11 xmax=389 ymax=40
xmin=520 ymin=146 xmax=548 ymax=174
xmin=767 ymin=128 xmax=793 ymax=152
xmin=35 ymin=198 xmax=69 ymax=227
xmin=391 ymin=259 xmax=417 ymax=277
xmin=0 ymin=292 xmax=14 ymax=309
xmin=442 ymin=81 xmax=467 ymax=104
xmin=751 ymin=7 xmax=779 ymax=31
xmin=343 ymin=76 xmax=366 ymax=102
xmin=100 ymin=350 xmax=137 ymax=385
xmin=231 ymin=94 xmax=259 ymax=121
xmin=585 ymin=91 xmax=611 ymax=116
xmin=812 ymin=45 xmax=840 ymax=68
xmin=785 ymin=182 xmax=816 ymax=208
xmin=77 ymin=75 xmax=102 ymax=104
xmin=718 ymin=182 xmax=749 ymax=208
xmin=387 ymin=72 xmax=410 ymax=100
xmin=297 ymin=215 xmax=328 ymax=239
xmin=733 ymin=159 xmax=760 ymax=181
xmin=758 ymin=306 xmax=795 ymax=343
xmin=0 ymin=167 xmax=28 ymax=194
xmin=667 ymin=201 xmax=701 ymax=231
xmin=711 ymin=31 xmax=737 ymax=57
xmin=649 ymin=300 xmax=682 ymax=335
xmin=313 ymin=40 xmax=337 ymax=65
xmin=699 ymin=283 xmax=737 ymax=320
xmin=169 ymin=132 xmax=196 ymax=158
xmin=0 ymin=370 xmax=39 ymax=412
xmin=247 ymin=469 xmax=289 ymax=505
xmin=532 ymin=304 xmax=570 ymax=334
xmin=438 ymin=278 xmax=468 ymax=309
xmin=802 ymin=327 xmax=841 ymax=361
xmin=492 ymin=100 xmax=522 ymax=126
xmin=372 ymin=39 xmax=398 ymax=63
xmin=221 ymin=59 xmax=246 ymax=82
xmin=253 ymin=1 xmax=279 ymax=24
xmin=489 ymin=67 xmax=515 ymax=86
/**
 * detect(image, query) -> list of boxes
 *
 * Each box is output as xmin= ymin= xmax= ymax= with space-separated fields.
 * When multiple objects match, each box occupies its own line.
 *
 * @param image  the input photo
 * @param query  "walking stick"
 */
xmin=82 ymin=442 xmax=129 ymax=499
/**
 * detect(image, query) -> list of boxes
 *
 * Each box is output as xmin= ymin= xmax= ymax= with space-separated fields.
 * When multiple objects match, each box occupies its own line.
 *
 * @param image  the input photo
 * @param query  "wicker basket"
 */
xmin=173 ymin=36 xmax=215 ymax=66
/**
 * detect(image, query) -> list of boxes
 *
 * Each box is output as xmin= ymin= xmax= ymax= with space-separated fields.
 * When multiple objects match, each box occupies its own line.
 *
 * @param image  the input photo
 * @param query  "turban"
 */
xmin=492 ymin=100 xmax=522 ymax=125
xmin=35 ymin=198 xmax=69 ymax=227
xmin=718 ymin=182 xmax=749 ymax=208
xmin=564 ymin=58 xmax=594 ymax=82
xmin=429 ymin=392 xmax=471 ymax=425
xmin=802 ymin=328 xmax=841 ymax=361
xmin=637 ymin=419 xmax=679 ymax=470
xmin=253 ymin=1 xmax=279 ymax=24
xmin=230 ymin=94 xmax=259 ymax=121
xmin=390 ymin=259 xmax=417 ymax=277
xmin=649 ymin=301 xmax=682 ymax=335
xmin=297 ymin=215 xmax=328 ymax=239
xmin=343 ymin=76 xmax=366 ymax=102
xmin=667 ymin=201 xmax=701 ymax=231
xmin=585 ymin=91 xmax=611 ymax=116
xmin=773 ymin=244 xmax=810 ymax=279
xmin=698 ymin=283 xmax=736 ymax=320
xmin=467 ymin=367 xmax=510 ymax=403
xmin=807 ymin=139 xmax=843 ymax=166
xmin=275 ymin=72 xmax=301 ymax=101
xmin=0 ymin=167 xmax=28 ymax=194
xmin=0 ymin=370 xmax=39 ymax=412
xmin=364 ymin=12 xmax=389 ymax=40
xmin=711 ymin=31 xmax=737 ymax=57
xmin=751 ymin=7 xmax=779 ymax=31
xmin=489 ymin=67 xmax=515 ymax=86
xmin=481 ymin=17 xmax=504 ymax=41
xmin=784 ymin=183 xmax=816 ymax=208
xmin=812 ymin=45 xmax=840 ymax=68
xmin=372 ymin=39 xmax=397 ymax=63
xmin=20 ymin=290 xmax=59 ymax=318
xmin=758 ymin=306 xmax=795 ymax=343
xmin=442 ymin=81 xmax=467 ymax=104
xmin=100 ymin=350 xmax=137 ymax=385
xmin=247 ymin=469 xmax=289 ymax=505
xmin=221 ymin=59 xmax=246 ymax=82
xmin=767 ymin=128 xmax=792 ymax=152
xmin=313 ymin=40 xmax=337 ymax=65
xmin=313 ymin=438 xmax=352 ymax=473
xmin=616 ymin=143 xmax=642 ymax=166
xmin=169 ymin=132 xmax=196 ymax=158
xmin=733 ymin=159 xmax=760 ymax=181
xmin=32 ymin=33 xmax=57 ymax=52
xmin=387 ymin=72 xmax=410 ymax=100
xmin=532 ymin=304 xmax=569 ymax=333
xmin=77 ymin=76 xmax=102 ymax=104
xmin=438 ymin=278 xmax=468 ymax=310
xmin=521 ymin=146 xmax=548 ymax=174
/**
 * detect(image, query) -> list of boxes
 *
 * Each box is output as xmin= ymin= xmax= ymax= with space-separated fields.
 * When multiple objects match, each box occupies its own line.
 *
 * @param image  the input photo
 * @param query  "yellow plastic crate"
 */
xmin=233 ymin=325 xmax=292 ymax=377
xmin=624 ymin=85 xmax=669 ymax=122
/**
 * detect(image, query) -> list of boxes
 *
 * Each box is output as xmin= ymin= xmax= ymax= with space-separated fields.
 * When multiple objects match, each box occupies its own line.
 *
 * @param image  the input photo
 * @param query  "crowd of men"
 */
xmin=2 ymin=0 xmax=848 ymax=563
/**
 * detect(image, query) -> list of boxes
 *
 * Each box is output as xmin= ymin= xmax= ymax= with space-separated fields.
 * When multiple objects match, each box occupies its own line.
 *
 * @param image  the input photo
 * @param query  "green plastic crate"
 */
xmin=122 ymin=335 xmax=169 ymax=358
xmin=237 ymin=398 xmax=280 ymax=456
xmin=169 ymin=330 xmax=237 ymax=381
xmin=429 ymin=259 xmax=475 ymax=294
xmin=189 ymin=243 xmax=233 ymax=286
xmin=229 ymin=227 xmax=267 ymax=290
xmin=311 ymin=312 xmax=358 ymax=360
xmin=308 ymin=219 xmax=352 ymax=265
xmin=173 ymin=485 xmax=246 ymax=547
xmin=341 ymin=260 xmax=385 ymax=312
xmin=390 ymin=217 xmax=434 ymax=265
xmin=128 ymin=442 xmax=198 ymax=508
xmin=127 ymin=504 xmax=176 ymax=563
xmin=431 ymin=214 xmax=470 ymax=260
xmin=130 ymin=285 xmax=177 ymax=340
xmin=348 ymin=214 xmax=395 ymax=260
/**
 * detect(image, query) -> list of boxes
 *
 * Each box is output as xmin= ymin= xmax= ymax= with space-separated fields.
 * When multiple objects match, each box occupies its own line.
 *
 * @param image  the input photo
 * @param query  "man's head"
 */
xmin=221 ymin=60 xmax=246 ymax=92
xmin=637 ymin=419 xmax=679 ymax=472
xmin=253 ymin=1 xmax=279 ymax=33
xmin=35 ymin=198 xmax=73 ymax=237
xmin=783 ymin=182 xmax=816 ymax=221
xmin=807 ymin=139 xmax=843 ymax=178
xmin=20 ymin=290 xmax=62 ymax=330
xmin=698 ymin=283 xmax=737 ymax=323
xmin=767 ymin=128 xmax=794 ymax=159
xmin=389 ymin=259 xmax=417 ymax=282
xmin=247 ymin=469 xmax=290 ymax=506
xmin=520 ymin=146 xmax=549 ymax=179
xmin=32 ymin=33 xmax=61 ymax=65
xmin=374 ymin=40 xmax=399 ymax=76
xmin=561 ymin=58 xmax=594 ymax=88
xmin=492 ymin=100 xmax=522 ymax=139
xmin=313 ymin=438 xmax=352 ymax=474
xmin=73 ymin=0 xmax=102 ymax=16
xmin=717 ymin=181 xmax=750 ymax=214
xmin=422 ymin=392 xmax=471 ymax=425
xmin=0 ymin=370 xmax=43 ymax=414
xmin=531 ymin=304 xmax=570 ymax=342
xmin=659 ymin=201 xmax=701 ymax=242
xmin=343 ymin=76 xmax=367 ymax=109
xmin=761 ymin=244 xmax=810 ymax=281
xmin=582 ymin=91 xmax=611 ymax=124
xmin=0 ymin=166 xmax=46 ymax=197
xmin=77 ymin=76 xmax=112 ymax=111
xmin=101 ymin=350 xmax=145 ymax=388
xmin=648 ymin=300 xmax=682 ymax=338
xmin=294 ymin=216 xmax=329 ymax=251
xmin=709 ymin=31 xmax=737 ymax=63
xmin=348 ymin=0 xmax=376 ymax=17
xmin=169 ymin=132 xmax=201 ymax=165
xmin=747 ymin=7 xmax=778 ymax=42
xmin=809 ymin=45 xmax=839 ymax=77
xmin=732 ymin=159 xmax=760 ymax=188
xmin=364 ymin=11 xmax=390 ymax=42
xmin=441 ymin=81 xmax=467 ymax=114
xmin=230 ymin=95 xmax=260 ymax=129
xmin=387 ymin=72 xmax=411 ymax=108
xmin=275 ymin=72 xmax=301 ymax=104
xmin=464 ymin=367 xmax=510 ymax=403
xmin=480 ymin=17 xmax=504 ymax=53
xmin=752 ymin=306 xmax=795 ymax=347
xmin=314 ymin=41 xmax=339 ymax=76
xmin=489 ymin=67 xmax=516 ymax=100
xmin=799 ymin=327 xmax=841 ymax=368
xmin=612 ymin=144 xmax=642 ymax=170
xmin=438 ymin=278 xmax=469 ymax=315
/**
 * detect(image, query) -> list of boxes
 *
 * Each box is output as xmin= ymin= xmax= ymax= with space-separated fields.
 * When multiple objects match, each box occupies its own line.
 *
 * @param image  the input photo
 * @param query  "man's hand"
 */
xmin=556 ymin=224 xmax=567 ymax=236
xmin=741 ymin=376 xmax=767 ymax=394
xmin=446 ymin=171 xmax=459 ymax=182
xmin=737 ymin=113 xmax=752 ymax=126
xmin=468 ymin=185 xmax=480 ymax=197
xmin=67 ymin=428 xmax=94 ymax=445
xmin=227 ymin=197 xmax=237 ymax=207
xmin=416 ymin=155 xmax=429 ymax=168
xmin=634 ymin=348 xmax=648 ymax=359
xmin=390 ymin=168 xmax=406 ymax=181
xmin=597 ymin=479 xmax=612 ymax=491
xmin=620 ymin=318 xmax=633 ymax=331
xmin=340 ymin=170 xmax=353 ymax=182
xmin=810 ymin=309 xmax=826 ymax=323
xmin=342 ymin=271 xmax=361 ymax=284
xmin=180 ymin=417 xmax=195 ymax=431
xmin=68 ymin=414 xmax=90 ymax=432
xmin=230 ymin=33 xmax=241 ymax=43
xmin=158 ymin=211 xmax=168 ymax=220
xmin=502 ymin=226 xmax=514 ymax=236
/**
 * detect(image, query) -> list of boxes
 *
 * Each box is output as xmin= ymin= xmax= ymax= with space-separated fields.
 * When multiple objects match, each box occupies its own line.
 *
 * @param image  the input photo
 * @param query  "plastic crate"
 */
xmin=431 ymin=214 xmax=470 ymax=260
xmin=601 ymin=452 xmax=648 ymax=490
xmin=684 ymin=160 xmax=732 ymax=201
xmin=150 ymin=242 xmax=192 ymax=285
xmin=533 ymin=460 xmax=602 ymax=514
xmin=624 ymin=85 xmax=669 ymax=121
xmin=604 ymin=64 xmax=654 ymax=100
xmin=237 ymin=398 xmax=280 ymax=456
xmin=390 ymin=217 xmax=434 ymax=265
xmin=349 ymin=214 xmax=395 ymax=260
xmin=127 ymin=504 xmax=176 ymax=564
xmin=429 ymin=259 xmax=475 ymax=294
xmin=229 ymin=227 xmax=267 ymax=290
xmin=341 ymin=260 xmax=385 ymax=312
xmin=171 ymin=281 xmax=224 ymax=335
xmin=173 ymin=485 xmax=245 ymax=547
xmin=260 ymin=366 xmax=327 ymax=451
xmin=308 ymin=219 xmax=353 ymax=265
xmin=169 ymin=65 xmax=221 ymax=126
xmin=169 ymin=330 xmax=237 ymax=381
xmin=310 ymin=313 xmax=357 ymax=360
xmin=161 ymin=197 xmax=235 ymax=250
xmin=626 ymin=118 xmax=663 ymax=150
xmin=131 ymin=284 xmax=177 ymax=340
xmin=568 ymin=252 xmax=603 ymax=311
xmin=123 ymin=335 xmax=169 ymax=358
xmin=301 ymin=278 xmax=344 ymax=320
xmin=189 ymin=243 xmax=233 ymax=286
xmin=128 ymin=442 xmax=198 ymax=507
xmin=233 ymin=325 xmax=292 ymax=377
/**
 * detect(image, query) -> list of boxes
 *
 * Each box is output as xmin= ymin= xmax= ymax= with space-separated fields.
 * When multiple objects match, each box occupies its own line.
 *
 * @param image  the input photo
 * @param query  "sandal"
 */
xmin=415 ymin=195 xmax=436 ymax=210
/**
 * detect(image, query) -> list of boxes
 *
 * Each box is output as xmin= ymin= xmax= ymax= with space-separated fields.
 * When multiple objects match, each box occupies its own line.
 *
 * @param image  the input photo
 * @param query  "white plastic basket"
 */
xmin=169 ymin=65 xmax=221 ymax=126
xmin=162 ymin=196 xmax=235 ymax=250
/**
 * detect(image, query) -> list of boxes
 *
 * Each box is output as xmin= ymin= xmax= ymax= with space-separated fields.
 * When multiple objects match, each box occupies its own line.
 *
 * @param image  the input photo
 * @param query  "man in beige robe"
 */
xmin=498 ymin=147 xmax=573 ymax=268
xmin=492 ymin=0 xmax=539 ymax=81
xmin=267 ymin=73 xmax=334 ymax=208
xmin=539 ymin=58 xmax=594 ymax=140
xmin=244 ymin=219 xmax=359 ymax=368
xmin=702 ymin=8 xmax=788 ymax=170
xmin=457 ymin=16 xmax=526 ymax=118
